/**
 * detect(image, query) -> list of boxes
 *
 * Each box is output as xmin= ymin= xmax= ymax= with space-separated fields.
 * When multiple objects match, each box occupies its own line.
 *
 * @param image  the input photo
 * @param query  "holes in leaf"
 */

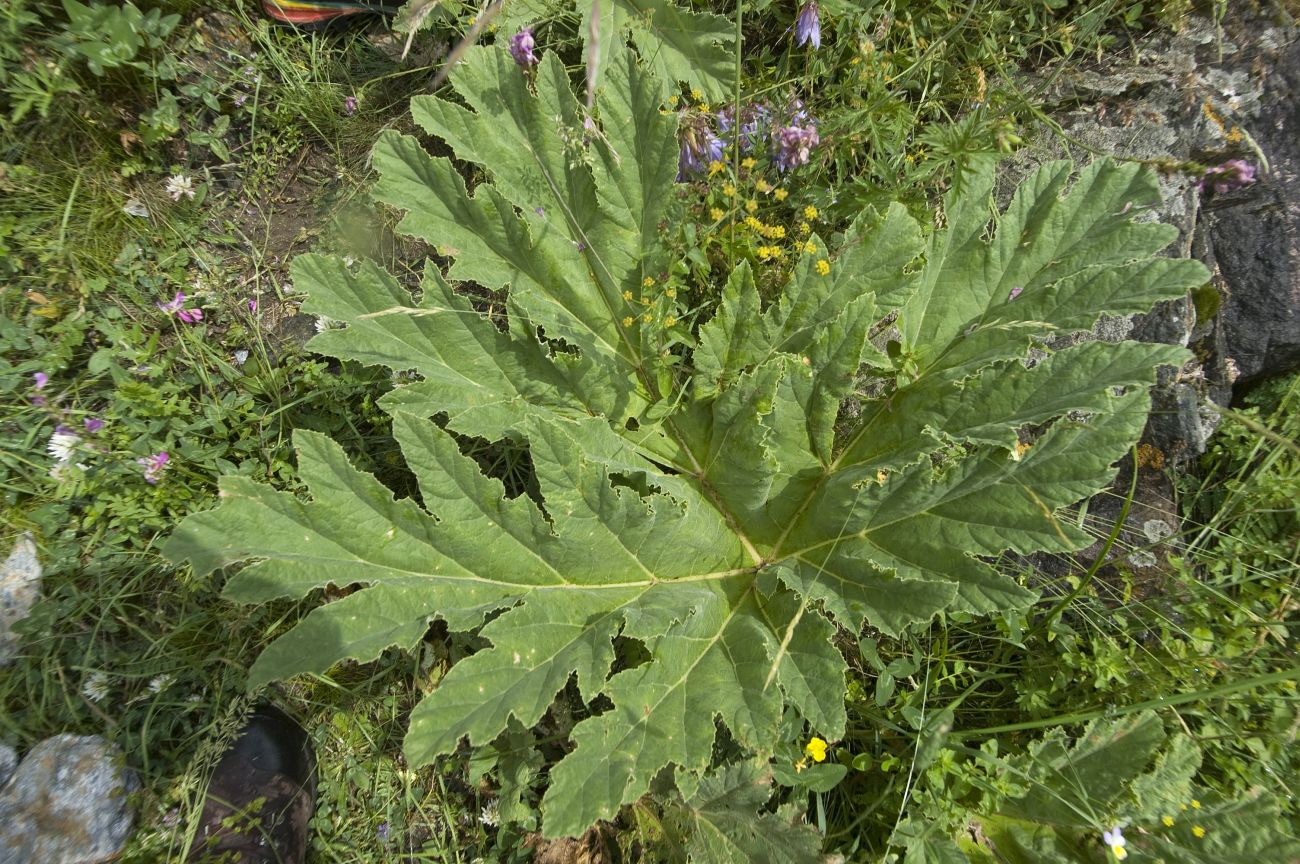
xmin=432 ymin=413 xmax=541 ymax=504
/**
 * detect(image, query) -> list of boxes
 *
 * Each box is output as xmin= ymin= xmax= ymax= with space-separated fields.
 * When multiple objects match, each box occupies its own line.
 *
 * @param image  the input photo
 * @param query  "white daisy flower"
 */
xmin=147 ymin=673 xmax=174 ymax=693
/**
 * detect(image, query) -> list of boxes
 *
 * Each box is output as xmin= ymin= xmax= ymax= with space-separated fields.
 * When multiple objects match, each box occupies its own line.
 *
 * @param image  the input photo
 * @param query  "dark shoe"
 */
xmin=188 ymin=705 xmax=316 ymax=864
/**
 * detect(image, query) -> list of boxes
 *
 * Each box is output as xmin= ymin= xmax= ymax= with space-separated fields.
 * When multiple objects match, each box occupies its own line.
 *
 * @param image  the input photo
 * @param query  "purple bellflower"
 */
xmin=718 ymin=103 xmax=771 ymax=153
xmin=773 ymin=121 xmax=820 ymax=172
xmin=795 ymin=2 xmax=821 ymax=49
xmin=677 ymin=120 xmax=725 ymax=180
xmin=509 ymin=28 xmax=538 ymax=68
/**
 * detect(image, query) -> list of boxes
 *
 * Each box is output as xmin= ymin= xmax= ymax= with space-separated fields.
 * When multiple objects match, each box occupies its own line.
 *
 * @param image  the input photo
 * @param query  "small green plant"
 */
xmin=894 ymin=712 xmax=1300 ymax=863
xmin=166 ymin=34 xmax=1208 ymax=840
xmin=53 ymin=0 xmax=179 ymax=77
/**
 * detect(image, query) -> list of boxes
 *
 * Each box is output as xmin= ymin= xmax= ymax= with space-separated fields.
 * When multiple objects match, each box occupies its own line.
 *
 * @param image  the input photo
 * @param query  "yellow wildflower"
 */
xmin=710 ymin=207 xmax=724 ymax=221
xmin=804 ymin=737 xmax=829 ymax=763
xmin=708 ymin=160 xmax=725 ymax=177
xmin=798 ymin=221 xmax=811 ymax=234
xmin=690 ymin=88 xmax=702 ymax=101
xmin=741 ymin=157 xmax=757 ymax=170
xmin=755 ymin=179 xmax=772 ymax=193
xmin=815 ymin=259 xmax=831 ymax=276
xmin=622 ymin=316 xmax=634 ymax=327
xmin=722 ymin=183 xmax=736 ymax=198
xmin=622 ymin=290 xmax=633 ymax=301
xmin=641 ymin=297 xmax=651 ymax=306
xmin=665 ymin=287 xmax=677 ymax=298
xmin=745 ymin=199 xmax=759 ymax=213
xmin=804 ymin=205 xmax=819 ymax=220
xmin=642 ymin=313 xmax=652 ymax=323
xmin=664 ymin=316 xmax=677 ymax=327
xmin=1161 ymin=816 xmax=1175 ymax=828
xmin=803 ymin=241 xmax=817 ymax=254
xmin=1191 ymin=800 xmax=1201 ymax=809
xmin=667 ymin=95 xmax=679 ymax=107
xmin=1192 ymin=826 xmax=1206 ymax=838
xmin=774 ymin=188 xmax=789 ymax=201
xmin=643 ymin=276 xmax=655 ymax=287
xmin=744 ymin=216 xmax=763 ymax=230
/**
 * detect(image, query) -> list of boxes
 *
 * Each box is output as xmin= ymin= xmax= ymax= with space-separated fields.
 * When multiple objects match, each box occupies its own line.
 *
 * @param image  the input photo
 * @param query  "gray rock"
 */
xmin=1198 ymin=34 xmax=1300 ymax=384
xmin=1000 ymin=7 xmax=1300 ymax=464
xmin=0 ymin=533 xmax=41 ymax=667
xmin=0 ymin=745 xmax=14 ymax=789
xmin=0 ymin=735 xmax=137 ymax=864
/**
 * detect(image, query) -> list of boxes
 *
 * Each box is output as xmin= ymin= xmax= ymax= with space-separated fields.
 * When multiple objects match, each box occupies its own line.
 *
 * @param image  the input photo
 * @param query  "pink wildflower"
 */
xmin=1198 ymin=158 xmax=1257 ymax=195
xmin=158 ymin=292 xmax=203 ymax=324
xmin=138 ymin=451 xmax=170 ymax=484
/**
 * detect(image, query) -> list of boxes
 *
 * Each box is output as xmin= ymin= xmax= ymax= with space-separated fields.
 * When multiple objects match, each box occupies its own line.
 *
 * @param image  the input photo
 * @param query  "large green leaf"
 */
xmin=165 ymin=42 xmax=1208 ymax=838
xmin=675 ymin=763 xmax=823 ymax=864
xmin=586 ymin=0 xmax=737 ymax=103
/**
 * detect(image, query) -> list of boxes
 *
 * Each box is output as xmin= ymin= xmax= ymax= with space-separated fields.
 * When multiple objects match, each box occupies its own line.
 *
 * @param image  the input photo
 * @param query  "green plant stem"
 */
xmin=1025 ymin=445 xmax=1140 ymax=643
xmin=948 ymin=663 xmax=1300 ymax=741
xmin=728 ymin=0 xmax=743 ymax=272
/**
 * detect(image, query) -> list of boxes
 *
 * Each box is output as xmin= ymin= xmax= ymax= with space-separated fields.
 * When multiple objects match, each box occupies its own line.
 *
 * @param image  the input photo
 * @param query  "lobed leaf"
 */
xmin=165 ymin=42 xmax=1210 ymax=838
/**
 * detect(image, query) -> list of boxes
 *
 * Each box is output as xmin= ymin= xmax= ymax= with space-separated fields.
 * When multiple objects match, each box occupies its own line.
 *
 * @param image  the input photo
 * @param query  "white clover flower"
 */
xmin=148 ymin=673 xmax=174 ymax=693
xmin=165 ymin=174 xmax=196 ymax=201
xmin=47 ymin=428 xmax=80 ymax=462
xmin=479 ymin=798 xmax=500 ymax=827
xmin=82 ymin=671 xmax=110 ymax=703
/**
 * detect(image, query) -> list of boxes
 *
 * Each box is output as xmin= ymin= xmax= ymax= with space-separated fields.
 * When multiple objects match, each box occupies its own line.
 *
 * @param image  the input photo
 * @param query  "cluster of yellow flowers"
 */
xmin=618 ymin=275 xmax=679 ymax=330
